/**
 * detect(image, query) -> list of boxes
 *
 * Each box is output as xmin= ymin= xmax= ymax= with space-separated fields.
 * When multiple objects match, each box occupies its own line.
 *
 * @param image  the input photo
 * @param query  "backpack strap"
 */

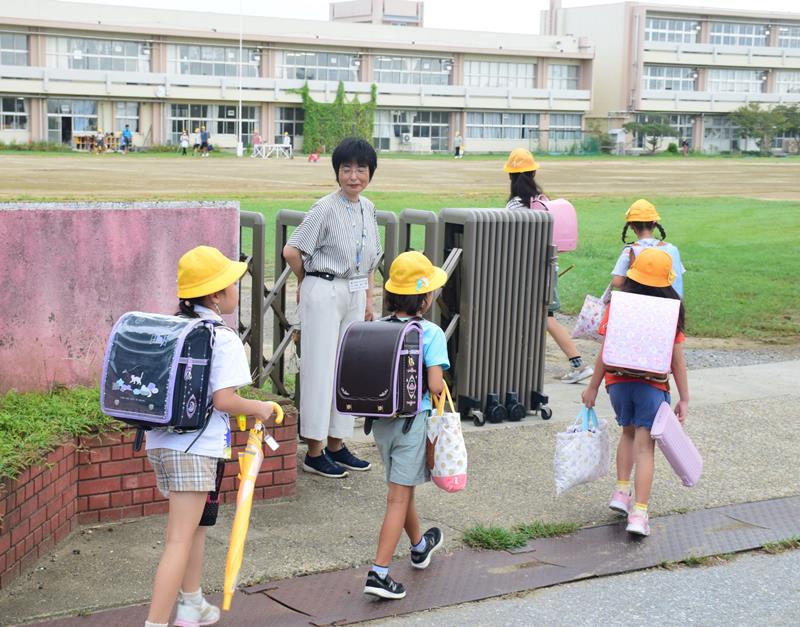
xmin=364 ymin=417 xmax=375 ymax=435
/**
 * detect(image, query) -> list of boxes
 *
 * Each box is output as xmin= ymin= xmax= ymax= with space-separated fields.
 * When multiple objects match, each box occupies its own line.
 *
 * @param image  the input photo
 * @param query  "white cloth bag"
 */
xmin=428 ymin=383 xmax=468 ymax=493
xmin=553 ymin=408 xmax=610 ymax=495
xmin=571 ymin=283 xmax=612 ymax=341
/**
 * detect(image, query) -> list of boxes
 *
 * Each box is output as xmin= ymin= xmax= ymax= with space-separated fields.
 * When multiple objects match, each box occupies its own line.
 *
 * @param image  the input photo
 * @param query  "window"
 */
xmin=703 ymin=115 xmax=739 ymax=152
xmin=169 ymin=103 xmax=260 ymax=144
xmin=463 ymin=60 xmax=536 ymax=89
xmin=631 ymin=113 xmax=693 ymax=148
xmin=708 ymin=69 xmax=764 ymax=93
xmin=644 ymin=18 xmax=699 ymax=43
xmin=643 ymin=65 xmax=697 ymax=91
xmin=275 ymin=107 xmax=304 ymax=143
xmin=371 ymin=109 xmax=450 ymax=151
xmin=114 ymin=102 xmax=139 ymax=133
xmin=46 ymin=99 xmax=98 ymax=143
xmin=46 ymin=37 xmax=150 ymax=72
xmin=775 ymin=71 xmax=800 ymax=94
xmin=168 ymin=45 xmax=259 ymax=78
xmin=547 ymin=64 xmax=579 ymax=90
xmin=778 ymin=25 xmax=800 ymax=49
xmin=279 ymin=51 xmax=358 ymax=81
xmin=709 ymin=22 xmax=768 ymax=47
xmin=373 ymin=56 xmax=450 ymax=86
xmin=466 ymin=111 xmax=540 ymax=139
xmin=1 ymin=33 xmax=28 ymax=66
xmin=548 ymin=113 xmax=582 ymax=152
xmin=1 ymin=96 xmax=27 ymax=129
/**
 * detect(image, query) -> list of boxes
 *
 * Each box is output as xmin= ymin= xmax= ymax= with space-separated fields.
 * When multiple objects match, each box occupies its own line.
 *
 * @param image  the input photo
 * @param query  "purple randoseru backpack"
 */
xmin=335 ymin=318 xmax=423 ymax=428
xmin=650 ymin=402 xmax=702 ymax=487
xmin=100 ymin=312 xmax=219 ymax=440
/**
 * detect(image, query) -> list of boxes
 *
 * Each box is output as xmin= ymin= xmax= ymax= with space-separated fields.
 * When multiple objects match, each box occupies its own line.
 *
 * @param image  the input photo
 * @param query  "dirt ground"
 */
xmin=2 ymin=153 xmax=800 ymax=200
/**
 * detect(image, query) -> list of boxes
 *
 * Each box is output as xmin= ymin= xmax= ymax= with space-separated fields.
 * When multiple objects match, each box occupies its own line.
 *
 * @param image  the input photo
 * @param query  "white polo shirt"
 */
xmin=145 ymin=306 xmax=252 ymax=458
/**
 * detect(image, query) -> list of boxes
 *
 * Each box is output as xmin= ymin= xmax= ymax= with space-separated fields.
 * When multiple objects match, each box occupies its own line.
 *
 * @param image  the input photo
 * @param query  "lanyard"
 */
xmin=343 ymin=196 xmax=367 ymax=273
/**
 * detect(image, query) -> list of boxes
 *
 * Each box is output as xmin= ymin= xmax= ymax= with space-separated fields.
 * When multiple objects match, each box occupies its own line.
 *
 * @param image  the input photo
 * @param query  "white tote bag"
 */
xmin=571 ymin=283 xmax=612 ymax=342
xmin=553 ymin=408 xmax=610 ymax=495
xmin=428 ymin=383 xmax=468 ymax=493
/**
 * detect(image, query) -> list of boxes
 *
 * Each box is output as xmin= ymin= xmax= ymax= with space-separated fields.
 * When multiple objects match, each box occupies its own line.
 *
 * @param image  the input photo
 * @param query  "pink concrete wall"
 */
xmin=0 ymin=202 xmax=240 ymax=393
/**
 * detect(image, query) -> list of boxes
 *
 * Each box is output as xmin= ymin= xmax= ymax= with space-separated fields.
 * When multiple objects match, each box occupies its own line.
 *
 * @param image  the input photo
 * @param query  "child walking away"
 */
xmin=144 ymin=246 xmax=277 ymax=627
xmin=364 ymin=251 xmax=449 ymax=600
xmin=611 ymin=199 xmax=686 ymax=298
xmin=504 ymin=148 xmax=592 ymax=383
xmin=581 ymin=248 xmax=689 ymax=537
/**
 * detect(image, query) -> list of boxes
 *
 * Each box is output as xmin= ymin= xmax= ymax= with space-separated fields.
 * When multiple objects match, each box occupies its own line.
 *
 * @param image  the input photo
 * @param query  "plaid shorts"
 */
xmin=146 ymin=448 xmax=220 ymax=497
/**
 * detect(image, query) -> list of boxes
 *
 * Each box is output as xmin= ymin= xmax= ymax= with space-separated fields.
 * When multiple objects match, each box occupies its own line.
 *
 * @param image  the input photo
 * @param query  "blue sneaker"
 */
xmin=302 ymin=451 xmax=348 ymax=478
xmin=326 ymin=445 xmax=372 ymax=471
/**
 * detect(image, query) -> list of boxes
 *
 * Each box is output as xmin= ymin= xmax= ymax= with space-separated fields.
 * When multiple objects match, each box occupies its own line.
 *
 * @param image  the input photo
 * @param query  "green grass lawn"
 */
xmin=239 ymin=194 xmax=800 ymax=340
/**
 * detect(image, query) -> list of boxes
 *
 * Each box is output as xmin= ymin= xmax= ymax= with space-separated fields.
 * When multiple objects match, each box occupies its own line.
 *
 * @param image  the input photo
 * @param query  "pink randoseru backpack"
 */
xmin=650 ymin=402 xmax=702 ymax=487
xmin=530 ymin=195 xmax=578 ymax=252
xmin=602 ymin=291 xmax=680 ymax=377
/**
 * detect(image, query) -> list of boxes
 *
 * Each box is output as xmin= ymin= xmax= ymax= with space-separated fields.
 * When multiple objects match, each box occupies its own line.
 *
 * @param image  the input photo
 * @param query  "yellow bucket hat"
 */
xmin=626 ymin=248 xmax=675 ymax=288
xmin=384 ymin=251 xmax=448 ymax=295
xmin=503 ymin=148 xmax=540 ymax=173
xmin=177 ymin=246 xmax=248 ymax=298
xmin=625 ymin=199 xmax=661 ymax=222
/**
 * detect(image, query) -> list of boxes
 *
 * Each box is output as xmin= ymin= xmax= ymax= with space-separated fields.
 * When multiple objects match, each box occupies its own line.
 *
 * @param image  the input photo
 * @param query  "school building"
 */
xmin=542 ymin=2 xmax=800 ymax=152
xmin=0 ymin=0 xmax=595 ymax=154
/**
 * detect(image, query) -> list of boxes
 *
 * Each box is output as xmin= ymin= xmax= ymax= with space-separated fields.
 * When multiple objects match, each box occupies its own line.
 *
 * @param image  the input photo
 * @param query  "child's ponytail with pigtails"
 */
xmin=177 ymin=297 xmax=203 ymax=318
xmin=654 ymin=222 xmax=667 ymax=241
xmin=621 ymin=223 xmax=634 ymax=244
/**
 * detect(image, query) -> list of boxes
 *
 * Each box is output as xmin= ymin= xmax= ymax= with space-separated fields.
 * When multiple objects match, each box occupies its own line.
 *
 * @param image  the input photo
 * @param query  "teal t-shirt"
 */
xmin=397 ymin=317 xmax=450 ymax=412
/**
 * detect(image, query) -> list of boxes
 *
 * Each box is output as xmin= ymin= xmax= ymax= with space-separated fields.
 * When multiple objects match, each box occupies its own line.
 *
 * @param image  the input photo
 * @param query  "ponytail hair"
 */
xmin=176 ymin=297 xmax=204 ymax=318
xmin=622 ymin=220 xmax=666 ymax=244
xmin=508 ymin=170 xmax=544 ymax=207
xmin=620 ymin=277 xmax=685 ymax=333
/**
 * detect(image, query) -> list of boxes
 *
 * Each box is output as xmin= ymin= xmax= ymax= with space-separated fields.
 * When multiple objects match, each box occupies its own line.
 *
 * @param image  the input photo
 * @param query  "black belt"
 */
xmin=306 ymin=271 xmax=336 ymax=281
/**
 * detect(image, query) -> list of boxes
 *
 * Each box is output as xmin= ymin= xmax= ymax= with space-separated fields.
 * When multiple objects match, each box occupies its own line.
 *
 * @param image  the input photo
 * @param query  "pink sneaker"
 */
xmin=626 ymin=510 xmax=650 ymax=536
xmin=609 ymin=490 xmax=632 ymax=515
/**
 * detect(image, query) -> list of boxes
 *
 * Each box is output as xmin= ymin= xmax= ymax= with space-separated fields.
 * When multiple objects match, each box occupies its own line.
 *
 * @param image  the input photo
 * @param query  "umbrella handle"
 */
xmin=271 ymin=402 xmax=285 ymax=425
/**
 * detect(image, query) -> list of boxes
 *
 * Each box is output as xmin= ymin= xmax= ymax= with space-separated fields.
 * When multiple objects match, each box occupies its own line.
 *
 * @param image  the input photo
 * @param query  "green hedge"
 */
xmin=0 ymin=141 xmax=72 ymax=152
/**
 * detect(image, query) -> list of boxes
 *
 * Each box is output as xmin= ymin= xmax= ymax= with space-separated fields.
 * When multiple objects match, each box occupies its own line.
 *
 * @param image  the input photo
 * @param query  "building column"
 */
xmin=359 ymin=49 xmax=373 ymax=83
xmin=537 ymin=60 xmax=547 ymax=90
xmin=150 ymin=102 xmax=164 ymax=145
xmin=451 ymin=52 xmax=464 ymax=86
xmin=262 ymin=48 xmax=274 ymax=78
xmin=578 ymin=59 xmax=592 ymax=91
xmin=265 ymin=103 xmax=276 ymax=143
xmin=150 ymin=38 xmax=166 ymax=73
xmin=698 ymin=20 xmax=710 ymax=45
xmin=693 ymin=115 xmax=704 ymax=153
xmin=28 ymin=31 xmax=46 ymax=67
xmin=539 ymin=111 xmax=550 ymax=152
xmin=29 ymin=98 xmax=45 ymax=142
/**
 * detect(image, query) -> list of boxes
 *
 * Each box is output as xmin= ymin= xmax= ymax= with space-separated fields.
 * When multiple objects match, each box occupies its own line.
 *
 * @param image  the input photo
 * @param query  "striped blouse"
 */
xmin=286 ymin=190 xmax=382 ymax=278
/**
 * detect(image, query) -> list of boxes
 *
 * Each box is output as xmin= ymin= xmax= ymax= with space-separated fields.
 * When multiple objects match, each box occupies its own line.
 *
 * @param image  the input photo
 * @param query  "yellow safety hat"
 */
xmin=625 ymin=199 xmax=661 ymax=222
xmin=384 ymin=251 xmax=448 ymax=295
xmin=177 ymin=246 xmax=247 ymax=298
xmin=626 ymin=248 xmax=675 ymax=288
xmin=503 ymin=148 xmax=540 ymax=173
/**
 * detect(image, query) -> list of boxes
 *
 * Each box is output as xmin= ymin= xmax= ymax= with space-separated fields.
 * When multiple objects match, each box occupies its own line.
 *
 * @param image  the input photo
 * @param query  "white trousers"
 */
xmin=299 ymin=276 xmax=366 ymax=441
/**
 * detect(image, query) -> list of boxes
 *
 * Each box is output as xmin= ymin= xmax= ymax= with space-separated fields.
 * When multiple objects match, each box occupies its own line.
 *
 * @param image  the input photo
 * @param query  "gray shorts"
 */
xmin=371 ymin=412 xmax=430 ymax=486
xmin=146 ymin=448 xmax=220 ymax=497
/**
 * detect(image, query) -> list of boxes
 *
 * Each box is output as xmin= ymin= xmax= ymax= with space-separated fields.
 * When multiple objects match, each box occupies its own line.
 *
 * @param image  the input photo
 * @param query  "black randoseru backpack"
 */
xmin=335 ymin=317 xmax=424 ymax=434
xmin=100 ymin=312 xmax=221 ymax=451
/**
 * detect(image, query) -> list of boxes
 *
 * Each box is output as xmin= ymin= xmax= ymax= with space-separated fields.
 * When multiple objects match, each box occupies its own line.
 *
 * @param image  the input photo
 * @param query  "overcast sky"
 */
xmin=64 ymin=0 xmax=800 ymax=35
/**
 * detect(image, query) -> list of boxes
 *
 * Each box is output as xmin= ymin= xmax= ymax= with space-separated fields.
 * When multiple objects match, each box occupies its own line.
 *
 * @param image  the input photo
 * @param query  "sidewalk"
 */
xmin=1 ymin=361 xmax=798 ymax=626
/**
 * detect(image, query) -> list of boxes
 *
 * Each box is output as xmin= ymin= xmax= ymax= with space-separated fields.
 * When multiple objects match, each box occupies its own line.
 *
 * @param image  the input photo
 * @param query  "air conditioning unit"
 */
xmin=400 ymin=132 xmax=412 ymax=144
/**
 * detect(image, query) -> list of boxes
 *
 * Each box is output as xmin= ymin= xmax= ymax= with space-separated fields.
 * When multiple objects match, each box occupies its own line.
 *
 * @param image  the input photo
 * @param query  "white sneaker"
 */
xmin=560 ymin=365 xmax=593 ymax=384
xmin=173 ymin=591 xmax=220 ymax=627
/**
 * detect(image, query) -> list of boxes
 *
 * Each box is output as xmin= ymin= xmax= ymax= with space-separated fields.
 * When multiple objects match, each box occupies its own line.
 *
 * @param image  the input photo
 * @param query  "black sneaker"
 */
xmin=364 ymin=570 xmax=406 ymax=600
xmin=410 ymin=527 xmax=443 ymax=570
xmin=302 ymin=451 xmax=348 ymax=478
xmin=326 ymin=444 xmax=372 ymax=471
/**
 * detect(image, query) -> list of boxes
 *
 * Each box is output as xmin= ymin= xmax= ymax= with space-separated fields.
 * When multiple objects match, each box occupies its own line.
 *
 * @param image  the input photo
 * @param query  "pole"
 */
xmin=236 ymin=0 xmax=244 ymax=157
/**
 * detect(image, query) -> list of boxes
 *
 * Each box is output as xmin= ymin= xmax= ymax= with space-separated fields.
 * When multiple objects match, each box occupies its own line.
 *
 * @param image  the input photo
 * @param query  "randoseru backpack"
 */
xmin=100 ymin=312 xmax=221 ymax=451
xmin=335 ymin=317 xmax=423 ymax=434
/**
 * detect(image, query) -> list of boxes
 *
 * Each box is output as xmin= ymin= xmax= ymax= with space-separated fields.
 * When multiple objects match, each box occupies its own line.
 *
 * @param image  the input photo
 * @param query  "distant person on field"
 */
xmin=454 ymin=132 xmax=463 ymax=159
xmin=251 ymin=129 xmax=262 ymax=157
xmin=680 ymin=139 xmax=689 ymax=156
xmin=200 ymin=126 xmax=210 ymax=157
xmin=611 ymin=199 xmax=685 ymax=298
xmin=121 ymin=124 xmax=133 ymax=154
xmin=179 ymin=130 xmax=190 ymax=156
xmin=94 ymin=129 xmax=105 ymax=154
xmin=504 ymin=148 xmax=593 ymax=384
xmin=191 ymin=128 xmax=200 ymax=156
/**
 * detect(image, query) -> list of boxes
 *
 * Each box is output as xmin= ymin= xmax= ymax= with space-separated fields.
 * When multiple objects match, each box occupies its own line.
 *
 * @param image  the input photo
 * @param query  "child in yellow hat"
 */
xmin=582 ymin=248 xmax=689 ymax=538
xmin=363 ymin=251 xmax=448 ymax=600
xmin=145 ymin=245 xmax=277 ymax=627
xmin=611 ymin=199 xmax=686 ymax=298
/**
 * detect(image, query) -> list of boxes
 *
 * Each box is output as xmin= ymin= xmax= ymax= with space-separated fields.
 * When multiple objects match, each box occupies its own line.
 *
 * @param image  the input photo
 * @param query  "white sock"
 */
xmin=411 ymin=536 xmax=427 ymax=553
xmin=372 ymin=564 xmax=389 ymax=579
xmin=180 ymin=588 xmax=203 ymax=605
xmin=145 ymin=622 xmax=169 ymax=627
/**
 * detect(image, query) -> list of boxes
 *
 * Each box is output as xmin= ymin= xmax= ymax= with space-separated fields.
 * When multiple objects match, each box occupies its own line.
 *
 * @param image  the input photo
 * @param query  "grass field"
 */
xmin=2 ymin=152 xmax=799 ymax=340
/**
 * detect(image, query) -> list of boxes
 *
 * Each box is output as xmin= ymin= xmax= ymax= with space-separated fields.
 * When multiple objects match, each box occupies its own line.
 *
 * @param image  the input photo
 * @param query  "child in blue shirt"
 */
xmin=364 ymin=251 xmax=449 ymax=600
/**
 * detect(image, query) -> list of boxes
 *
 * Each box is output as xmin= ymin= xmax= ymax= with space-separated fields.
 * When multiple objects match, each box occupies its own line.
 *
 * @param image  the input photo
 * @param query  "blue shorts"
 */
xmin=608 ymin=382 xmax=670 ymax=430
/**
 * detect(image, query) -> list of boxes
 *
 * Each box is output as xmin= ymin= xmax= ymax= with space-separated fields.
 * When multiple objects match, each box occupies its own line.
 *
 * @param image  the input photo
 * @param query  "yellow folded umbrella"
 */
xmin=223 ymin=402 xmax=284 ymax=611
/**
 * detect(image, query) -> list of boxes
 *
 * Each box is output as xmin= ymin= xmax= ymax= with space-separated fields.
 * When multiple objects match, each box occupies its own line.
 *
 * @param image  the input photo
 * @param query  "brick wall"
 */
xmin=0 ymin=403 xmax=297 ymax=589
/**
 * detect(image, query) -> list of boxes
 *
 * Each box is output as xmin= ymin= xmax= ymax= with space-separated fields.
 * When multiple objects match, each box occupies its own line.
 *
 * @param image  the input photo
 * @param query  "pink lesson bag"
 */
xmin=530 ymin=195 xmax=578 ymax=252
xmin=572 ymin=282 xmax=612 ymax=341
xmin=650 ymin=402 xmax=702 ymax=487
xmin=602 ymin=291 xmax=680 ymax=379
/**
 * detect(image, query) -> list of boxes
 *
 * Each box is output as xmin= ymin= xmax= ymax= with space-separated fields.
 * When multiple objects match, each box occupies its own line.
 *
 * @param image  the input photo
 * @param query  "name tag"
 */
xmin=264 ymin=435 xmax=280 ymax=451
xmin=348 ymin=275 xmax=368 ymax=292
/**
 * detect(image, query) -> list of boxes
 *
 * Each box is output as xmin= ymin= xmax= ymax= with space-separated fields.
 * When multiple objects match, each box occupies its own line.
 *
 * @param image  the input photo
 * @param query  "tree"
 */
xmin=622 ymin=116 xmax=674 ymax=153
xmin=729 ymin=103 xmax=786 ymax=156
